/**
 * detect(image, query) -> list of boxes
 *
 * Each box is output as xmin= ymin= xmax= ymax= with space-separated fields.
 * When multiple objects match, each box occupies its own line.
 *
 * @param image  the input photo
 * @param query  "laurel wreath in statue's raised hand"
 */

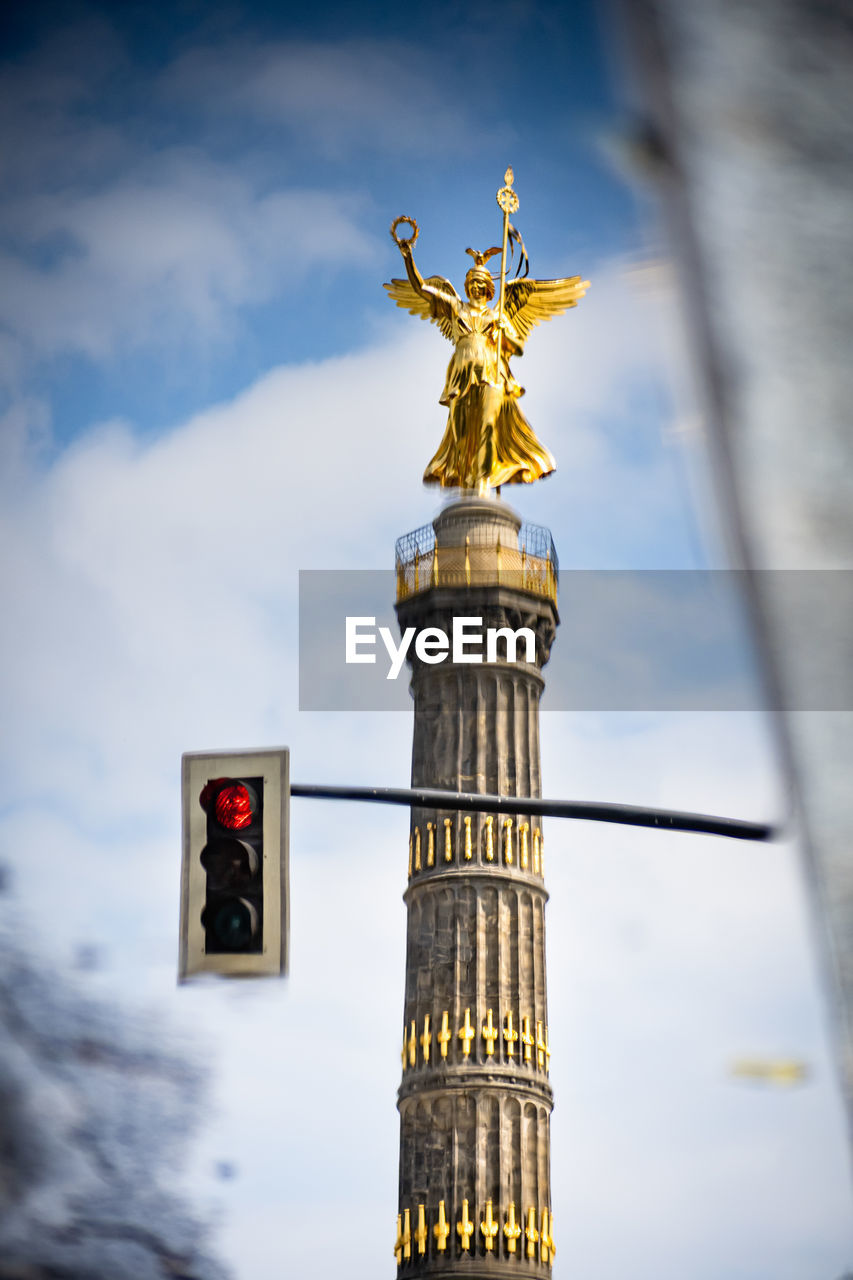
xmin=390 ymin=215 xmax=419 ymax=250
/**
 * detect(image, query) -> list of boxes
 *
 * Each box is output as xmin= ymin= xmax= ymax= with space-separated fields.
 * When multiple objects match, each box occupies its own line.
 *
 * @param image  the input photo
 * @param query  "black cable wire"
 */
xmin=290 ymin=784 xmax=776 ymax=842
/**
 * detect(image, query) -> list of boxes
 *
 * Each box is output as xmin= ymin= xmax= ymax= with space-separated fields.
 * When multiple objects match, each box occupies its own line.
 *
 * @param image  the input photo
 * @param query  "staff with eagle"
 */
xmin=384 ymin=168 xmax=589 ymax=493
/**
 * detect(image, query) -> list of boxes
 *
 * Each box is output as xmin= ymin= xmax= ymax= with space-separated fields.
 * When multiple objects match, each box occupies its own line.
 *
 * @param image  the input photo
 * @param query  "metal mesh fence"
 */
xmin=395 ymin=522 xmax=558 ymax=602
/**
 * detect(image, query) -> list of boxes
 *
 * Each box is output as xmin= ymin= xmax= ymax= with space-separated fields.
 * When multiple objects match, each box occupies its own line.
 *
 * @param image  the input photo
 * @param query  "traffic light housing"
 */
xmin=179 ymin=748 xmax=289 ymax=981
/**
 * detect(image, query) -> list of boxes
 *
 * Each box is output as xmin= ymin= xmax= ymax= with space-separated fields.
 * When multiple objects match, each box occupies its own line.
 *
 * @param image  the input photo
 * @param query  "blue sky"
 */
xmin=1 ymin=2 xmax=851 ymax=1278
xmin=1 ymin=0 xmax=639 ymax=446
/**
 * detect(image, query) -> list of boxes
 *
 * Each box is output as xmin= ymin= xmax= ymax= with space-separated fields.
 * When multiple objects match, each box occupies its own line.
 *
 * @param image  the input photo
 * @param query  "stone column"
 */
xmin=393 ymin=498 xmax=559 ymax=1278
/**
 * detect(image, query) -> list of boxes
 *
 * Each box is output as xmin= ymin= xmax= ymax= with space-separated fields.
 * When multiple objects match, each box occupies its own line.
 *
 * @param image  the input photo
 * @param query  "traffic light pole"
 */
xmin=289 ymin=783 xmax=776 ymax=843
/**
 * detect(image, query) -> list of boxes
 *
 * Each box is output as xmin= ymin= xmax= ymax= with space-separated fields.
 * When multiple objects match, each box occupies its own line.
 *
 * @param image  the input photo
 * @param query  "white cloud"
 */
xmin=0 ymin=17 xmax=130 ymax=193
xmin=546 ymin=820 xmax=853 ymax=1279
xmin=160 ymin=37 xmax=481 ymax=158
xmin=0 ymin=23 xmax=481 ymax=384
xmin=0 ymin=162 xmax=377 ymax=365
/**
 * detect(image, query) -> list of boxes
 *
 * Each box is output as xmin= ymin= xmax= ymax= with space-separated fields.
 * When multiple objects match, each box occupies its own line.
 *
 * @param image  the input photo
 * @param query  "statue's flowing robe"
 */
xmin=423 ymin=300 xmax=555 ymax=490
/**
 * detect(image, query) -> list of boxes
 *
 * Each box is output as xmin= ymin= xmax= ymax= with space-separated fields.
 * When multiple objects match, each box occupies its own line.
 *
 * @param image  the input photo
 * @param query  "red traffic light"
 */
xmin=198 ymin=779 xmax=258 ymax=831
xmin=214 ymin=782 xmax=257 ymax=830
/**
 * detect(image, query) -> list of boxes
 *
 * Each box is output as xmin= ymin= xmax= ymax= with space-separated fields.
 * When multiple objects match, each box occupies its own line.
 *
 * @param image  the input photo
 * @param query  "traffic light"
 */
xmin=179 ymin=748 xmax=289 ymax=981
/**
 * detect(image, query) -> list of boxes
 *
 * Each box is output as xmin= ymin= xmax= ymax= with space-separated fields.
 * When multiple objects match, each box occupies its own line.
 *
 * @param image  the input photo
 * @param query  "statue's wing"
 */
xmin=504 ymin=276 xmax=590 ymax=344
xmin=382 ymin=275 xmax=459 ymax=342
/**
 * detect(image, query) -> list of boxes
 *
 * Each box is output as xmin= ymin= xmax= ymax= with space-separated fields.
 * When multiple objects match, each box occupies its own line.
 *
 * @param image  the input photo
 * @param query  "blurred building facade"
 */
xmin=615 ymin=0 xmax=853 ymax=1130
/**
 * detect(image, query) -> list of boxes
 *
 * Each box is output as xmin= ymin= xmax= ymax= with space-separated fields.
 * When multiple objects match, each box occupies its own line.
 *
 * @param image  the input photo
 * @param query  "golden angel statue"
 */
xmin=383 ymin=170 xmax=589 ymax=493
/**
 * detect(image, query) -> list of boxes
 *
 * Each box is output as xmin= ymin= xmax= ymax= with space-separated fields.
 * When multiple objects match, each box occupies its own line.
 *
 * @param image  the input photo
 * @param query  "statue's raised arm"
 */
xmin=383 ymin=216 xmax=461 ymax=342
xmin=382 ymin=178 xmax=590 ymax=494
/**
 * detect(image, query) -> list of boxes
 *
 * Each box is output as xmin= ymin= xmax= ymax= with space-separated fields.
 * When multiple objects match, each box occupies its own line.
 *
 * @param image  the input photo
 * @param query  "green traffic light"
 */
xmin=208 ymin=898 xmax=259 ymax=950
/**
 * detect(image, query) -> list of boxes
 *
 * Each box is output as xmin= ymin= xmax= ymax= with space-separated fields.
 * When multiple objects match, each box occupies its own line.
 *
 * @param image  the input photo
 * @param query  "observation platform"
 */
xmin=395 ymin=500 xmax=558 ymax=605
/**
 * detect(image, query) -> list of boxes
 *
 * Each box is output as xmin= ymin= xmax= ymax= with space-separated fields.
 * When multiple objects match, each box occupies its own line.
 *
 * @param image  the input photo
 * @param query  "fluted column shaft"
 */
xmin=394 ymin=500 xmax=558 ymax=1279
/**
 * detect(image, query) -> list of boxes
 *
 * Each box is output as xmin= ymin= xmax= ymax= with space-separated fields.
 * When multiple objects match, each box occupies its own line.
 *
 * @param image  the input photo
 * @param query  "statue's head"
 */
xmin=464 ymin=266 xmax=495 ymax=302
xmin=464 ymin=247 xmax=500 ymax=302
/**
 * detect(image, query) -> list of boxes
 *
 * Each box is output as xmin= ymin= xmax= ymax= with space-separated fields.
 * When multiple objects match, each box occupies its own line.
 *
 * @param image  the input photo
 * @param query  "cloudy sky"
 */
xmin=1 ymin=1 xmax=851 ymax=1277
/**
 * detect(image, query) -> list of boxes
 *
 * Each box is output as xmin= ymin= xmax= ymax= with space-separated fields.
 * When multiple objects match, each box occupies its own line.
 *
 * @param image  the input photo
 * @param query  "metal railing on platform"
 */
xmin=395 ymin=522 xmax=558 ymax=603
